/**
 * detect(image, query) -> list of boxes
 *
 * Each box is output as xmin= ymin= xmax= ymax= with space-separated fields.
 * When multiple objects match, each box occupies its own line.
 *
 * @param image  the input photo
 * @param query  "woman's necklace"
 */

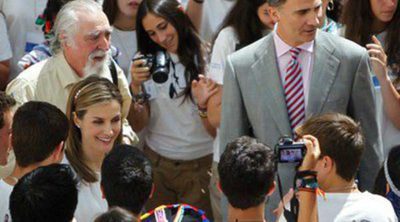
xmin=324 ymin=183 xmax=358 ymax=193
xmin=5 ymin=175 xmax=19 ymax=185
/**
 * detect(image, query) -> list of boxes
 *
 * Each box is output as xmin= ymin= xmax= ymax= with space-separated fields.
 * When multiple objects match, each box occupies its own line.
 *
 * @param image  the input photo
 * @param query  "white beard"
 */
xmin=82 ymin=50 xmax=111 ymax=77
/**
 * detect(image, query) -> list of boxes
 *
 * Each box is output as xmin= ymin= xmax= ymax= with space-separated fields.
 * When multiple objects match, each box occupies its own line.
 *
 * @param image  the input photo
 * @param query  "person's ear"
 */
xmin=267 ymin=6 xmax=280 ymax=23
xmin=100 ymin=185 xmax=106 ymax=199
xmin=73 ymin=112 xmax=81 ymax=129
xmin=267 ymin=181 xmax=276 ymax=196
xmin=60 ymin=31 xmax=68 ymax=48
xmin=52 ymin=141 xmax=64 ymax=163
xmin=9 ymin=133 xmax=13 ymax=151
xmin=60 ymin=31 xmax=75 ymax=48
xmin=149 ymin=183 xmax=155 ymax=199
xmin=323 ymin=156 xmax=334 ymax=172
xmin=217 ymin=181 xmax=223 ymax=194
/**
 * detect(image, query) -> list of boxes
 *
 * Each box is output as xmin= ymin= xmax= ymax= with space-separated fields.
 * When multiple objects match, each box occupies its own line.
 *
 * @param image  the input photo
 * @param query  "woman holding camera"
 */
xmin=103 ymin=0 xmax=204 ymax=79
xmin=129 ymin=0 xmax=215 ymax=218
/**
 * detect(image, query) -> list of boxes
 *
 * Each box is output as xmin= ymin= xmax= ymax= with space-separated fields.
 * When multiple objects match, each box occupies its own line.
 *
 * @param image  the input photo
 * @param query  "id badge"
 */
xmin=25 ymin=31 xmax=44 ymax=53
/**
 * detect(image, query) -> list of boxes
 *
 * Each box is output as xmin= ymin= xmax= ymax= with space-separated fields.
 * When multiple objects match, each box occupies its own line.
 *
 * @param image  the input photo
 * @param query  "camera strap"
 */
xmin=275 ymin=143 xmax=297 ymax=222
xmin=276 ymin=168 xmax=297 ymax=222
xmin=108 ymin=59 xmax=118 ymax=86
xmin=169 ymin=60 xmax=177 ymax=99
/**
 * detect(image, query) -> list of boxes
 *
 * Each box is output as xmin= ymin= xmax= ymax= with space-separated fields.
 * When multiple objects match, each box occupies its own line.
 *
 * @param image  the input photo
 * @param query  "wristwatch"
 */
xmin=198 ymin=106 xmax=207 ymax=118
xmin=130 ymin=86 xmax=149 ymax=105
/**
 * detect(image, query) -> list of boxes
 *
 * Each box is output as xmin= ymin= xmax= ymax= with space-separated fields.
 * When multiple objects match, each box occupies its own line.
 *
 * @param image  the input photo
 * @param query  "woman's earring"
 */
xmin=327 ymin=0 xmax=334 ymax=11
xmin=76 ymin=124 xmax=81 ymax=129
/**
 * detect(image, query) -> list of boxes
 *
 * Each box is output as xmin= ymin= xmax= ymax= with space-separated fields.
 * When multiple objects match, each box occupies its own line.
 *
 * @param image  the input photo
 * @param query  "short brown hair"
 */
xmin=13 ymin=101 xmax=68 ymax=167
xmin=296 ymin=113 xmax=365 ymax=181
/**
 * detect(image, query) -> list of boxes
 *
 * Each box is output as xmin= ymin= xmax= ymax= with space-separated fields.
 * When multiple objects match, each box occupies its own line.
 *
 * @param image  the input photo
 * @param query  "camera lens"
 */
xmin=152 ymin=68 xmax=169 ymax=83
xmin=151 ymin=51 xmax=170 ymax=84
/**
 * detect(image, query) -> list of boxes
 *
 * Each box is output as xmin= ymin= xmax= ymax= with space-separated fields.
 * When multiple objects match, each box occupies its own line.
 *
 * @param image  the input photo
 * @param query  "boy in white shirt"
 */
xmin=295 ymin=113 xmax=397 ymax=222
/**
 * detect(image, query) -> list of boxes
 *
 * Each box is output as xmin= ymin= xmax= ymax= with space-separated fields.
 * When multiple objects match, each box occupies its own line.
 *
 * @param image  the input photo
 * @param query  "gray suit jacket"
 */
xmin=220 ymin=31 xmax=383 ymax=219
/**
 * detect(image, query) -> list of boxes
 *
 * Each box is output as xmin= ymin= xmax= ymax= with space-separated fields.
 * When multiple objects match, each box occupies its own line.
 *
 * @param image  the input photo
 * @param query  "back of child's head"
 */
xmin=218 ymin=136 xmax=276 ymax=210
xmin=94 ymin=207 xmax=138 ymax=222
xmin=9 ymin=164 xmax=78 ymax=222
xmin=101 ymin=144 xmax=153 ymax=215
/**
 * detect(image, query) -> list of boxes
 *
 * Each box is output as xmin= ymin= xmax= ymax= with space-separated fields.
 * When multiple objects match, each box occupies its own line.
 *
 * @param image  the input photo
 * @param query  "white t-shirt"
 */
xmin=74 ymin=179 xmax=108 ymax=222
xmin=142 ymin=53 xmax=213 ymax=160
xmin=0 ymin=0 xmax=47 ymax=79
xmin=0 ymin=13 xmax=12 ymax=62
xmin=207 ymin=26 xmax=239 ymax=162
xmin=317 ymin=191 xmax=398 ymax=222
xmin=208 ymin=26 xmax=239 ymax=85
xmin=0 ymin=152 xmax=15 ymax=179
xmin=111 ymin=28 xmax=137 ymax=82
xmin=62 ymin=156 xmax=108 ymax=222
xmin=373 ymin=31 xmax=400 ymax=156
xmin=0 ymin=180 xmax=13 ymax=222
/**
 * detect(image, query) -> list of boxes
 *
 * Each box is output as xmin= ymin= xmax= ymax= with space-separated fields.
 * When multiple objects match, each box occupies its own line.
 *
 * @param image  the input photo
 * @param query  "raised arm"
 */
xmin=127 ymin=58 xmax=151 ymax=132
xmin=368 ymin=35 xmax=400 ymax=129
xmin=349 ymin=50 xmax=383 ymax=191
xmin=185 ymin=0 xmax=204 ymax=32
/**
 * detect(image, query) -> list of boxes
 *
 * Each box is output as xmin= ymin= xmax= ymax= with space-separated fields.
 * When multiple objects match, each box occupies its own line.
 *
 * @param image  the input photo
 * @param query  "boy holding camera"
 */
xmin=294 ymin=113 xmax=396 ymax=222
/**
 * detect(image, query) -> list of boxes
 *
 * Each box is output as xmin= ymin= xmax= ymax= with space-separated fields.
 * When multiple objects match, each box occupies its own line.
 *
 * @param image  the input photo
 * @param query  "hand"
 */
xmin=367 ymin=35 xmax=389 ymax=83
xmin=191 ymin=75 xmax=218 ymax=109
xmin=273 ymin=188 xmax=294 ymax=219
xmin=130 ymin=53 xmax=151 ymax=92
xmin=298 ymin=135 xmax=321 ymax=171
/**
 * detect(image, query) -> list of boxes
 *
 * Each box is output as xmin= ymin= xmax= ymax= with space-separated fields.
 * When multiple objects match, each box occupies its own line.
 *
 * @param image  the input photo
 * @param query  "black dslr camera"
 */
xmin=133 ymin=51 xmax=170 ymax=84
xmin=276 ymin=137 xmax=306 ymax=163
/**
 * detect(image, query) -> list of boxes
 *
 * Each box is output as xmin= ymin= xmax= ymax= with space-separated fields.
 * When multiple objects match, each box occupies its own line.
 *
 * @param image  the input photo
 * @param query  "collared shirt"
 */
xmin=273 ymin=32 xmax=315 ymax=107
xmin=6 ymin=52 xmax=138 ymax=143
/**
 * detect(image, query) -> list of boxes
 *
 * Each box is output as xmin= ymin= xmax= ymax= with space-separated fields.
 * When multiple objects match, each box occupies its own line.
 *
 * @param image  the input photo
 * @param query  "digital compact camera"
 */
xmin=276 ymin=137 xmax=306 ymax=163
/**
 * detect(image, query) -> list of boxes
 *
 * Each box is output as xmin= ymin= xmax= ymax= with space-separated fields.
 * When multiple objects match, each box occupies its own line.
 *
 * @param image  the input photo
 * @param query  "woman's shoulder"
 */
xmin=61 ymin=154 xmax=84 ymax=184
xmin=212 ymin=26 xmax=239 ymax=55
xmin=216 ymin=26 xmax=239 ymax=43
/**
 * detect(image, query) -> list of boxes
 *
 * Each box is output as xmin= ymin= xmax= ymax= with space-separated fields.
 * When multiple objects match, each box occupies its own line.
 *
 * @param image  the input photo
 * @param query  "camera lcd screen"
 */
xmin=279 ymin=148 xmax=304 ymax=163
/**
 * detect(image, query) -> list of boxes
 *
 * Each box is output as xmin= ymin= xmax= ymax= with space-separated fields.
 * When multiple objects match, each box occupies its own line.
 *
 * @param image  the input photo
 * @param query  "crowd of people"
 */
xmin=0 ymin=0 xmax=399 ymax=221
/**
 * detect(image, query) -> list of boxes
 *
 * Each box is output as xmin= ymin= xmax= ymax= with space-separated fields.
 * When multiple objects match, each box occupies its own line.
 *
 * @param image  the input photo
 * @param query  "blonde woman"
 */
xmin=64 ymin=76 xmax=123 ymax=222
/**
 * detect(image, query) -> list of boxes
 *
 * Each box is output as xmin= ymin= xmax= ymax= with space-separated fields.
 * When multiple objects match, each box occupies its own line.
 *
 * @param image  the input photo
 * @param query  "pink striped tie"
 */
xmin=284 ymin=48 xmax=305 ymax=133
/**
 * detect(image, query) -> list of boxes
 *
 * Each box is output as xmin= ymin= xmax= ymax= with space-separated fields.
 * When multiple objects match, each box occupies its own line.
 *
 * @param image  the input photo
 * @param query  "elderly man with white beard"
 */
xmin=6 ymin=0 xmax=137 ymax=143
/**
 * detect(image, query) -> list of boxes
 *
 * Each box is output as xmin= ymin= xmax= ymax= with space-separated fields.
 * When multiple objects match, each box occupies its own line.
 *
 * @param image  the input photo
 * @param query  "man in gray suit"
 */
xmin=219 ymin=0 xmax=382 ymax=219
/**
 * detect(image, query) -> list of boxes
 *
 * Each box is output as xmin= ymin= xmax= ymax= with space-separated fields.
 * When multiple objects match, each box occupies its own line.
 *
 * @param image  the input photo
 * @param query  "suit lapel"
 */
xmin=252 ymin=35 xmax=292 ymax=135
xmin=307 ymin=32 xmax=340 ymax=115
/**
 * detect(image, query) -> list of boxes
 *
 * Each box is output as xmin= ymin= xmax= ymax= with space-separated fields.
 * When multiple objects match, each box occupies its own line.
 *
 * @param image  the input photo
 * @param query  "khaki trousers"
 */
xmin=143 ymin=146 xmax=213 ymax=220
xmin=209 ymin=162 xmax=222 ymax=221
